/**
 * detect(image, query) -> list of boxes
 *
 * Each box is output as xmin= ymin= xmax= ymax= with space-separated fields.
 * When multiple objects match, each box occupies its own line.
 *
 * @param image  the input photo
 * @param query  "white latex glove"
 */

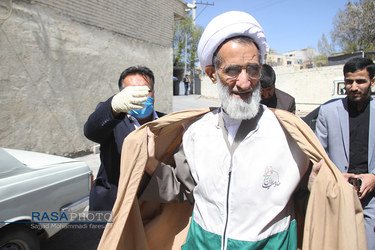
xmin=111 ymin=86 xmax=150 ymax=113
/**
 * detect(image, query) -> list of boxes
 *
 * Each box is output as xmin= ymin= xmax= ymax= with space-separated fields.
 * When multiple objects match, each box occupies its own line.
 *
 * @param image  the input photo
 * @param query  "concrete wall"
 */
xmin=0 ymin=0 xmax=186 ymax=155
xmin=200 ymin=64 xmax=344 ymax=115
xmin=31 ymin=0 xmax=186 ymax=47
xmin=274 ymin=65 xmax=343 ymax=114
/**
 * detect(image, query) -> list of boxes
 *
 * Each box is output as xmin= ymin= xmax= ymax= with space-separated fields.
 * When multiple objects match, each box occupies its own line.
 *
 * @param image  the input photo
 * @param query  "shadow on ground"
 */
xmin=40 ymin=223 xmax=104 ymax=250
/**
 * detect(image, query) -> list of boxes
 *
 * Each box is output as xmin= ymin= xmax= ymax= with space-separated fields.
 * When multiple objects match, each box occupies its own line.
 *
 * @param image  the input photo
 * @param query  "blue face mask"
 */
xmin=128 ymin=97 xmax=154 ymax=119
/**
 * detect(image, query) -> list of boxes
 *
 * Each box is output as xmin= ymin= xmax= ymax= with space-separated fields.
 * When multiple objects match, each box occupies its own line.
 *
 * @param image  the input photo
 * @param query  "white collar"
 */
xmin=221 ymin=110 xmax=242 ymax=145
xmin=127 ymin=110 xmax=159 ymax=128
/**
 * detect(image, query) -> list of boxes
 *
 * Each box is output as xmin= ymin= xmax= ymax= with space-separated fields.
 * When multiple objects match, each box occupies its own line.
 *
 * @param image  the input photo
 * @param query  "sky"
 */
xmin=191 ymin=0 xmax=355 ymax=54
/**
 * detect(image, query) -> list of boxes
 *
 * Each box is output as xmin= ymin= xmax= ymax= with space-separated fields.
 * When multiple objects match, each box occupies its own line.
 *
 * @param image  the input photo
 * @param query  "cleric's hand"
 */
xmin=146 ymin=127 xmax=159 ymax=173
xmin=308 ymin=159 xmax=324 ymax=191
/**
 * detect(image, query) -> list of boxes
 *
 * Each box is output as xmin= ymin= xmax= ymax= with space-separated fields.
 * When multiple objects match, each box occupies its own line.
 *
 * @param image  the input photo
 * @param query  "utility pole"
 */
xmin=184 ymin=33 xmax=188 ymax=76
xmin=184 ymin=1 xmax=196 ymax=77
xmin=192 ymin=0 xmax=196 ymax=25
xmin=194 ymin=1 xmax=214 ymax=24
xmin=193 ymin=1 xmax=214 ymax=78
xmin=184 ymin=0 xmax=214 ymax=75
xmin=184 ymin=1 xmax=214 ymax=93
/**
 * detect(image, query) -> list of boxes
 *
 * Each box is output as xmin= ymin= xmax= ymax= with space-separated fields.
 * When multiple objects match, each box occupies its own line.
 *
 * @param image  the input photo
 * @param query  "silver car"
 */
xmin=0 ymin=148 xmax=93 ymax=250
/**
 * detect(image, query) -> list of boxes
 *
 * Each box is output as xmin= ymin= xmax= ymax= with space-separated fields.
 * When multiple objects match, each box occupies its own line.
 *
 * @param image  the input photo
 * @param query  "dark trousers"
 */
xmin=184 ymin=83 xmax=189 ymax=95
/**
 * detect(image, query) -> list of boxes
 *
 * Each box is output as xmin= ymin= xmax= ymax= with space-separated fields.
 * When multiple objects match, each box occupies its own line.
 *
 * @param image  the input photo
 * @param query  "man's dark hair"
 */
xmin=343 ymin=58 xmax=375 ymax=79
xmin=260 ymin=64 xmax=276 ymax=88
xmin=118 ymin=66 xmax=155 ymax=90
xmin=212 ymin=36 xmax=261 ymax=68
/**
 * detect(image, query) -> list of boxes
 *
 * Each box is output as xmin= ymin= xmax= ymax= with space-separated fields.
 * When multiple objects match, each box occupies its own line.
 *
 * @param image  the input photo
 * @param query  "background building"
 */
xmin=328 ymin=51 xmax=375 ymax=66
xmin=266 ymin=47 xmax=319 ymax=69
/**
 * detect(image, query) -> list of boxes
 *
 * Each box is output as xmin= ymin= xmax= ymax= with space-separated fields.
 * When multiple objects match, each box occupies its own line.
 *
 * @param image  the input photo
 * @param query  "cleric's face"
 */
xmin=205 ymin=40 xmax=262 ymax=120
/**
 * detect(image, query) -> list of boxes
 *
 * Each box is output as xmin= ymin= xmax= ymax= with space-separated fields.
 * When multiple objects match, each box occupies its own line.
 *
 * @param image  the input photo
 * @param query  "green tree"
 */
xmin=317 ymin=33 xmax=335 ymax=56
xmin=173 ymin=15 xmax=203 ymax=73
xmin=331 ymin=0 xmax=375 ymax=53
xmin=313 ymin=54 xmax=329 ymax=67
xmin=316 ymin=33 xmax=335 ymax=66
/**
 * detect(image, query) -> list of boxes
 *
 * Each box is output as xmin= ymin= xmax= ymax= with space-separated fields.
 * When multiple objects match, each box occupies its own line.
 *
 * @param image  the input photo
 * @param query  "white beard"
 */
xmin=216 ymin=76 xmax=261 ymax=120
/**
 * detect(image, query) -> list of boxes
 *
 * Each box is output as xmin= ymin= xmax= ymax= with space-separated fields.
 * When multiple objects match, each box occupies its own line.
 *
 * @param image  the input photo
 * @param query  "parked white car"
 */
xmin=331 ymin=76 xmax=346 ymax=99
xmin=0 ymin=148 xmax=93 ymax=250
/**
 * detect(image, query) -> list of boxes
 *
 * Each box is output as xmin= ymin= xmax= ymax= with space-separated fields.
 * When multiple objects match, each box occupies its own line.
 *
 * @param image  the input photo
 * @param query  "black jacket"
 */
xmin=261 ymin=88 xmax=296 ymax=114
xmin=84 ymin=96 xmax=165 ymax=211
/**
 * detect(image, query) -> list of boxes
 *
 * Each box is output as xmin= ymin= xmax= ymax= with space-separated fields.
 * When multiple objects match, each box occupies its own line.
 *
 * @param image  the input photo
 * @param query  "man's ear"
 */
xmin=205 ymin=66 xmax=217 ymax=84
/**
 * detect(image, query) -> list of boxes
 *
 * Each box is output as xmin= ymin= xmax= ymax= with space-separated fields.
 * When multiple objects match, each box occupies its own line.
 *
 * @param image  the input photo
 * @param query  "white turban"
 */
xmin=198 ymin=11 xmax=267 ymax=69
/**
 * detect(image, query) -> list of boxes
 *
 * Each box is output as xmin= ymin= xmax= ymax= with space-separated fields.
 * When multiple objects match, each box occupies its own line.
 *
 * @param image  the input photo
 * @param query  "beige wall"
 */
xmin=32 ymin=0 xmax=186 ymax=47
xmin=0 ymin=0 xmax=186 ymax=155
xmin=200 ymin=65 xmax=344 ymax=115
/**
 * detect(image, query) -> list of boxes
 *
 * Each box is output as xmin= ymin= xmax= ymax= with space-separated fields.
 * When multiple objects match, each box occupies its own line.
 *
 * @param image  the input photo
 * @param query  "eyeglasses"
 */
xmin=219 ymin=63 xmax=261 ymax=80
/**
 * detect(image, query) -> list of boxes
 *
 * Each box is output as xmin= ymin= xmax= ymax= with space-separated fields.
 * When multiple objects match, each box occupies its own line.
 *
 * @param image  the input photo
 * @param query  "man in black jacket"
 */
xmin=84 ymin=66 xmax=164 ymax=211
xmin=260 ymin=64 xmax=296 ymax=114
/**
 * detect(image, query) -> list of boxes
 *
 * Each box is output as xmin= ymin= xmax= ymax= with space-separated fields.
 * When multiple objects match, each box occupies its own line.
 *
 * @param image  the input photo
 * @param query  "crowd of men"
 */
xmin=84 ymin=10 xmax=374 ymax=250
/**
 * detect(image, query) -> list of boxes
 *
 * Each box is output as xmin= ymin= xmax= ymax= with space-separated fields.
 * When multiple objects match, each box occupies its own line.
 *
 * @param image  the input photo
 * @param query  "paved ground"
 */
xmin=172 ymin=94 xmax=220 ymax=112
xmin=41 ymin=94 xmax=220 ymax=250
